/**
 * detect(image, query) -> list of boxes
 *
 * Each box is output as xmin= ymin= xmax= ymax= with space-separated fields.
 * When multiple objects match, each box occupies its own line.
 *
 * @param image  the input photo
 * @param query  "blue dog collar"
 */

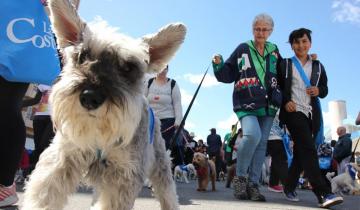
xmin=348 ymin=164 xmax=356 ymax=180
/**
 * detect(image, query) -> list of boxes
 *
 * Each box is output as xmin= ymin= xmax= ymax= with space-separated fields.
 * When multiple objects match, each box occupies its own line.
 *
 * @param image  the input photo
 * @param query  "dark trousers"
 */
xmin=284 ymin=112 xmax=331 ymax=199
xmin=209 ymin=152 xmax=222 ymax=179
xmin=30 ymin=115 xmax=54 ymax=169
xmin=160 ymin=118 xmax=184 ymax=167
xmin=160 ymin=118 xmax=175 ymax=150
xmin=267 ymin=140 xmax=288 ymax=186
xmin=0 ymin=77 xmax=29 ymax=186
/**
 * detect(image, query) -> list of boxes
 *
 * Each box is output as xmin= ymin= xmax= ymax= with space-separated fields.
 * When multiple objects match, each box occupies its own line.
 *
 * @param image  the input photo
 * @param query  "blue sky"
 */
xmin=79 ymin=0 xmax=360 ymax=141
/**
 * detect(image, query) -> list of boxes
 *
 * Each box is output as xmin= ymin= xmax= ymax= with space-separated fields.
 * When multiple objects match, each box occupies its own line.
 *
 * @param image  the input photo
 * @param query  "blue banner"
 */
xmin=0 ymin=0 xmax=60 ymax=85
xmin=282 ymin=132 xmax=293 ymax=168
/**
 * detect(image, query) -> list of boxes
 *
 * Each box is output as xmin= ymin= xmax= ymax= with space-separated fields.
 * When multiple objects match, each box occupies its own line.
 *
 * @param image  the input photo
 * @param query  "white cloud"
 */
xmin=332 ymin=0 xmax=360 ymax=25
xmin=180 ymin=88 xmax=194 ymax=107
xmin=183 ymin=73 xmax=221 ymax=88
xmin=217 ymin=114 xmax=239 ymax=131
xmin=184 ymin=121 xmax=196 ymax=130
xmin=88 ymin=16 xmax=118 ymax=31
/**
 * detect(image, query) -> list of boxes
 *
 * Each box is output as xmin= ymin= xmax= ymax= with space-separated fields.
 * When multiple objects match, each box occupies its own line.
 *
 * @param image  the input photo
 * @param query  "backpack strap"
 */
xmin=147 ymin=77 xmax=176 ymax=94
xmin=170 ymin=79 xmax=176 ymax=94
xmin=147 ymin=77 xmax=155 ymax=89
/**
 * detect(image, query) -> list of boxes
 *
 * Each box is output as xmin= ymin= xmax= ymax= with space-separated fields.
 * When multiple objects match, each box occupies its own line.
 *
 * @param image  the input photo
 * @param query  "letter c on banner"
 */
xmin=6 ymin=18 xmax=49 ymax=48
xmin=7 ymin=18 xmax=34 ymax=44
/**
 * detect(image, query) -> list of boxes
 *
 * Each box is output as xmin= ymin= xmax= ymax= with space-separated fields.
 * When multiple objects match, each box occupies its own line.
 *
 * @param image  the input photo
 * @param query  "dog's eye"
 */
xmin=123 ymin=61 xmax=138 ymax=72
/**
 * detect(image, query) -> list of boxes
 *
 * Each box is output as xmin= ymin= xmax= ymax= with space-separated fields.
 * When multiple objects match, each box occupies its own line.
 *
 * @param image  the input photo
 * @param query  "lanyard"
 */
xmin=251 ymin=41 xmax=268 ymax=73
xmin=291 ymin=56 xmax=311 ymax=87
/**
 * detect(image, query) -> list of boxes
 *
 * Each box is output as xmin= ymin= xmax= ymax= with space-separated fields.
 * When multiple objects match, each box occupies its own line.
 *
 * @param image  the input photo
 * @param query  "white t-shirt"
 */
xmin=144 ymin=78 xmax=183 ymax=125
xmin=291 ymin=56 xmax=313 ymax=118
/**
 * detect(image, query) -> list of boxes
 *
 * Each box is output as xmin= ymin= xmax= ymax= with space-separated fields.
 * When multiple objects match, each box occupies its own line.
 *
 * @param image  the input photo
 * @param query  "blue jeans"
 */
xmin=236 ymin=115 xmax=274 ymax=185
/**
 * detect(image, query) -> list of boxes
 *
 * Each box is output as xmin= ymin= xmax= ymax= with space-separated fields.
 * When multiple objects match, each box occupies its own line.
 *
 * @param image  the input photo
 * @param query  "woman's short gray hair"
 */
xmin=252 ymin=13 xmax=274 ymax=30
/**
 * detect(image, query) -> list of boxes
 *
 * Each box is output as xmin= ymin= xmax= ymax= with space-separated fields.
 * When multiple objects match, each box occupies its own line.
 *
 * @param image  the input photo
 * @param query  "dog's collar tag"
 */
xmin=96 ymin=149 xmax=102 ymax=159
xmin=96 ymin=149 xmax=108 ymax=167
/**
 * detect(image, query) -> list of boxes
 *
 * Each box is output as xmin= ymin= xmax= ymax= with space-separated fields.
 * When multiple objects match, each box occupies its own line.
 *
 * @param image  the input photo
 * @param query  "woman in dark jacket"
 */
xmin=212 ymin=13 xmax=282 ymax=201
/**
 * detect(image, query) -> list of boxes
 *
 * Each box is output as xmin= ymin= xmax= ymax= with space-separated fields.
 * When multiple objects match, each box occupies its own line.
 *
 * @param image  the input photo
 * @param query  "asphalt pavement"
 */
xmin=2 ymin=179 xmax=359 ymax=210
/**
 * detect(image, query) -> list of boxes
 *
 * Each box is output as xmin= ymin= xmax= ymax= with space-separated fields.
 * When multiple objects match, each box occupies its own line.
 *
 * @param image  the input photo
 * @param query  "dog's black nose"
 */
xmin=79 ymin=88 xmax=106 ymax=110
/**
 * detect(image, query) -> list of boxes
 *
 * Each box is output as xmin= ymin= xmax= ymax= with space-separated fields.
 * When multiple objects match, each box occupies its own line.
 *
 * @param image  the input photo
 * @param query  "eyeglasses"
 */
xmin=254 ymin=28 xmax=272 ymax=33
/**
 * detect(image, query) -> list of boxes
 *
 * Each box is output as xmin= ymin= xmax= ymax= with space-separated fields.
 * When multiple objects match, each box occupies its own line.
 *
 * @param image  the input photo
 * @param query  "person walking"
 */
xmin=22 ymin=84 xmax=55 ymax=175
xmin=212 ymin=13 xmax=282 ymax=201
xmin=0 ymin=1 xmax=60 ymax=206
xmin=0 ymin=77 xmax=29 ymax=207
xmin=207 ymin=128 xmax=223 ymax=181
xmin=267 ymin=113 xmax=288 ymax=193
xmin=333 ymin=126 xmax=352 ymax=174
xmin=278 ymin=28 xmax=343 ymax=208
xmin=145 ymin=65 xmax=183 ymax=150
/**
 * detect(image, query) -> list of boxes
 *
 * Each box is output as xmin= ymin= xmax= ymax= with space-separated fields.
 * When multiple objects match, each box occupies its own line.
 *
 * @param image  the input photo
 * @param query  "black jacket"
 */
xmin=333 ymin=133 xmax=352 ymax=163
xmin=278 ymin=58 xmax=328 ymax=136
xmin=207 ymin=133 xmax=222 ymax=154
xmin=213 ymin=41 xmax=282 ymax=112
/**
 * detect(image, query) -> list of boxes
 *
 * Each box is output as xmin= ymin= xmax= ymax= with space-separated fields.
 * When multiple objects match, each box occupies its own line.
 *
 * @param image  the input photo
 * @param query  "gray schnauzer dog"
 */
xmin=23 ymin=0 xmax=186 ymax=209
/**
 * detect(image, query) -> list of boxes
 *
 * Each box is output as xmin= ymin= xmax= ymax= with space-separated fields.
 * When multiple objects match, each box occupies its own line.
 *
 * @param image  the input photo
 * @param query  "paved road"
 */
xmin=2 ymin=180 xmax=359 ymax=210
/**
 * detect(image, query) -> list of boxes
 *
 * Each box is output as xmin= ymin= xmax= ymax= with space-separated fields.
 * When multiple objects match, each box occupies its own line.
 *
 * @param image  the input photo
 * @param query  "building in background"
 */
xmin=325 ymin=100 xmax=360 ymax=152
xmin=328 ymin=100 xmax=347 ymax=140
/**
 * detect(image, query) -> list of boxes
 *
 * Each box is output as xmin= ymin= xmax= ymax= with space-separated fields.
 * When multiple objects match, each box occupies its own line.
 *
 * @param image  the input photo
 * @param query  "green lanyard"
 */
xmin=251 ymin=40 xmax=268 ymax=73
xmin=250 ymin=41 xmax=268 ymax=88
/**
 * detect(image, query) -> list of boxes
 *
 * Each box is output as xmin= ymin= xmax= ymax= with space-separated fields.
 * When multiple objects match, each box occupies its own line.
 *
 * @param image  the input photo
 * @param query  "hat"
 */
xmin=189 ymin=132 xmax=195 ymax=137
xmin=210 ymin=128 xmax=216 ymax=132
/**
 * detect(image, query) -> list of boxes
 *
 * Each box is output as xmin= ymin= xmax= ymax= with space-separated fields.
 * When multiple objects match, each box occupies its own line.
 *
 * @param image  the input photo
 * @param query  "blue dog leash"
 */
xmin=291 ymin=56 xmax=324 ymax=147
xmin=148 ymin=107 xmax=155 ymax=145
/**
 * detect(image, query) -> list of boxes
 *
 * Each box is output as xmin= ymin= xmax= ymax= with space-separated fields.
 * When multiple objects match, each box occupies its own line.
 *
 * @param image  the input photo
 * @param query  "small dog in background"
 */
xmin=192 ymin=153 xmax=216 ymax=191
xmin=218 ymin=170 xmax=226 ymax=181
xmin=23 ymin=0 xmax=186 ymax=210
xmin=174 ymin=163 xmax=196 ymax=183
xmin=187 ymin=163 xmax=197 ymax=180
xmin=326 ymin=163 xmax=360 ymax=195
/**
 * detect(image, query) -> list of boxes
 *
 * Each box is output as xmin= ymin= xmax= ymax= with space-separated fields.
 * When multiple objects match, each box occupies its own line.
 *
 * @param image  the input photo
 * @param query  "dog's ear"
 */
xmin=48 ymin=0 xmax=86 ymax=48
xmin=71 ymin=0 xmax=80 ymax=10
xmin=142 ymin=23 xmax=186 ymax=73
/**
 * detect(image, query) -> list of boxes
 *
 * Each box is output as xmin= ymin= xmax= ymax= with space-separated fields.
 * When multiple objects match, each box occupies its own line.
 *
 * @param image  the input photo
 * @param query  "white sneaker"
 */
xmin=0 ymin=183 xmax=18 ymax=207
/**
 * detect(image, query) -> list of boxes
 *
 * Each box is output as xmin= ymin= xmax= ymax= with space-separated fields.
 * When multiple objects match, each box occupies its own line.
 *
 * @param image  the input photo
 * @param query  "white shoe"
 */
xmin=0 ymin=183 xmax=18 ymax=207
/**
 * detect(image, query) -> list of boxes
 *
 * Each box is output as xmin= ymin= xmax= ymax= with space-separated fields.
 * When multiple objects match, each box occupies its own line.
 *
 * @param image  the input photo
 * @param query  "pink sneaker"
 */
xmin=0 ymin=183 xmax=18 ymax=207
xmin=268 ymin=185 xmax=283 ymax=193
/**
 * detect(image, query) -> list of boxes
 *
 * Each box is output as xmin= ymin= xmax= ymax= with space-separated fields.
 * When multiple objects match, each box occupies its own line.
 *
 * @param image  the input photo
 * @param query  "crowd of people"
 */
xmin=1 ymin=1 xmax=359 ymax=209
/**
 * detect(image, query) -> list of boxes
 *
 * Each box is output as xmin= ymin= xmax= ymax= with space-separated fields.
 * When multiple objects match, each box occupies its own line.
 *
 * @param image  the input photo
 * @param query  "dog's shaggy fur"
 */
xmin=174 ymin=163 xmax=196 ymax=183
xmin=192 ymin=152 xmax=216 ymax=191
xmin=326 ymin=163 xmax=360 ymax=195
xmin=22 ymin=0 xmax=186 ymax=210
